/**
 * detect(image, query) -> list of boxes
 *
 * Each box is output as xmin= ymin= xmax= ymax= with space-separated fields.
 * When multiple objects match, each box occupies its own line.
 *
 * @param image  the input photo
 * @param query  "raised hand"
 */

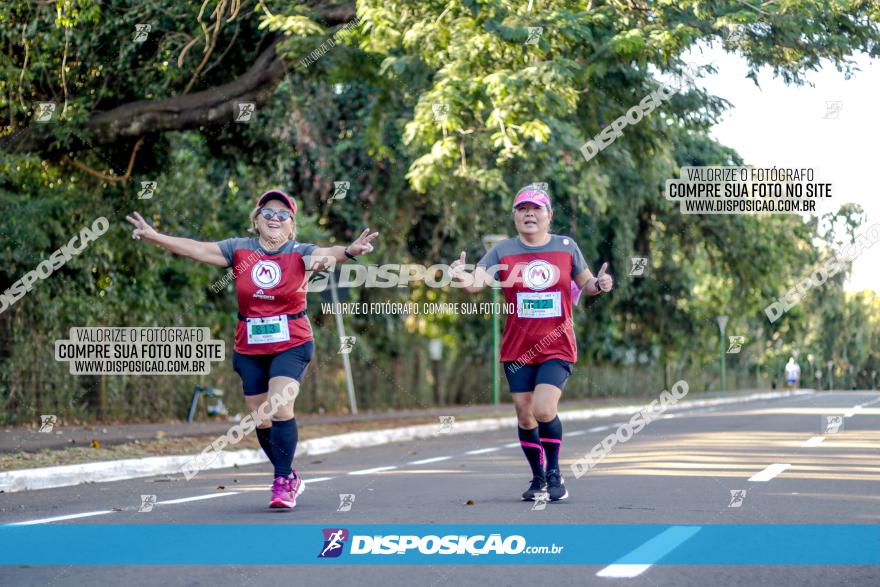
xmin=347 ymin=228 xmax=379 ymax=256
xmin=125 ymin=211 xmax=158 ymax=242
xmin=595 ymin=262 xmax=613 ymax=292
xmin=449 ymin=251 xmax=468 ymax=280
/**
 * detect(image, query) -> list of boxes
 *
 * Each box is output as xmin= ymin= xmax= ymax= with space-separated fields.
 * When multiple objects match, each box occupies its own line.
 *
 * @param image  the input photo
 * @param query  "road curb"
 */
xmin=0 ymin=389 xmax=814 ymax=493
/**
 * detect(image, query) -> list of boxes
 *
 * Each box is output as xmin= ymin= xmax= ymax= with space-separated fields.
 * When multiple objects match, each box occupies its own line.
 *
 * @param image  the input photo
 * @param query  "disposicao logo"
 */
xmin=348 ymin=533 xmax=526 ymax=555
xmin=318 ymin=528 xmax=349 ymax=558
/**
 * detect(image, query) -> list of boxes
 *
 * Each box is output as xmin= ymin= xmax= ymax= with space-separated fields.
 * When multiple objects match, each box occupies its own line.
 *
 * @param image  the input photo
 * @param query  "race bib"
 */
xmin=517 ymin=291 xmax=562 ymax=318
xmin=246 ymin=315 xmax=291 ymax=344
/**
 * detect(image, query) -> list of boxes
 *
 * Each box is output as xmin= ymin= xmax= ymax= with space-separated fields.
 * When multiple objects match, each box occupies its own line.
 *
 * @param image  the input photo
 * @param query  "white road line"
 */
xmin=503 ymin=442 xmax=521 ymax=448
xmin=567 ymin=431 xmax=586 ymax=436
xmin=6 ymin=481 xmax=334 ymax=527
xmin=348 ymin=466 xmax=397 ymax=476
xmin=598 ymin=564 xmax=652 ymax=578
xmin=596 ymin=526 xmax=701 ymax=578
xmin=844 ymin=407 xmax=860 ymax=418
xmin=157 ymin=492 xmax=240 ymax=505
xmin=749 ymin=463 xmax=791 ymax=482
xmin=7 ymin=510 xmax=115 ymax=526
xmin=464 ymin=447 xmax=501 ymax=455
xmin=408 ymin=456 xmax=452 ymax=465
xmin=588 ymin=425 xmax=611 ymax=432
xmin=801 ymin=436 xmax=825 ymax=447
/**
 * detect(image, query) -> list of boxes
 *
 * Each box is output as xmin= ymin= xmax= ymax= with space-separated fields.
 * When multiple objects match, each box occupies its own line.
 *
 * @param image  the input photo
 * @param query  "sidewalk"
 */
xmin=0 ymin=388 xmax=813 ymax=493
xmin=3 ymin=388 xmax=774 ymax=454
xmin=2 ymin=397 xmax=618 ymax=454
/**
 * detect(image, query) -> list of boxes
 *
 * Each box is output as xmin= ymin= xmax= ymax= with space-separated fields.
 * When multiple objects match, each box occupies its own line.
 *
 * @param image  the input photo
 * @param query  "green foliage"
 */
xmin=1 ymin=0 xmax=878 ymax=422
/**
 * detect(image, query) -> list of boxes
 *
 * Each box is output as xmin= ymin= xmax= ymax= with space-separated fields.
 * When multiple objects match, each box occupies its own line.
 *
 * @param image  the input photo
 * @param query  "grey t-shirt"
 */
xmin=477 ymin=234 xmax=587 ymax=280
xmin=216 ymin=237 xmax=317 ymax=268
xmin=476 ymin=234 xmax=588 ymax=364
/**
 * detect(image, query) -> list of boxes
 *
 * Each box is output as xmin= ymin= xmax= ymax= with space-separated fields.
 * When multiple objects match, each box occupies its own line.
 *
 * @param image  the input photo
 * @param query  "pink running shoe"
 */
xmin=269 ymin=471 xmax=305 ymax=509
xmin=269 ymin=475 xmax=295 ymax=509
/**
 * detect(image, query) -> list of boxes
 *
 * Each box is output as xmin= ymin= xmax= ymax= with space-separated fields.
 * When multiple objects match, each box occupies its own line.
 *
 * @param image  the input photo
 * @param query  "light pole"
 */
xmin=717 ymin=316 xmax=728 ymax=392
xmin=330 ymin=272 xmax=358 ymax=414
xmin=482 ymin=234 xmax=508 ymax=404
xmin=827 ymin=360 xmax=834 ymax=391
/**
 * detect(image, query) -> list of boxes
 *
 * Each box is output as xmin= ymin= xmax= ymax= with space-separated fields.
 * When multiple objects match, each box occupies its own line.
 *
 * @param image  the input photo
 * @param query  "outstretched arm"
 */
xmin=125 ymin=211 xmax=228 ymax=267
xmin=309 ymin=228 xmax=380 ymax=271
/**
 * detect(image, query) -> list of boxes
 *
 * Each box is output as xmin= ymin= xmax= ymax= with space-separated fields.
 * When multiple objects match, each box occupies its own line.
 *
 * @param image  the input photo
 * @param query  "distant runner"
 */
xmin=785 ymin=357 xmax=801 ymax=390
xmin=450 ymin=184 xmax=613 ymax=501
xmin=127 ymin=190 xmax=378 ymax=509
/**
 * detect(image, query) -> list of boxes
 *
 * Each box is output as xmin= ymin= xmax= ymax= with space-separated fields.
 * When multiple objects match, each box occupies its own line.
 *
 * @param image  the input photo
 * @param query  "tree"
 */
xmin=1 ymin=0 xmax=877 ymax=421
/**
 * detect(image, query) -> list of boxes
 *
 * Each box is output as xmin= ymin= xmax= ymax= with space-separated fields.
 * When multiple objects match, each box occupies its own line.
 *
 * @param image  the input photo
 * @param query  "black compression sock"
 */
xmin=270 ymin=418 xmax=297 ymax=478
xmin=518 ymin=426 xmax=545 ymax=479
xmin=256 ymin=426 xmax=275 ymax=466
xmin=538 ymin=416 xmax=563 ymax=472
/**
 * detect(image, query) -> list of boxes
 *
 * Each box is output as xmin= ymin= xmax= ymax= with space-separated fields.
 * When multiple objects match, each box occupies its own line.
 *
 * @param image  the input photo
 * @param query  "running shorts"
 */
xmin=502 ymin=359 xmax=573 ymax=392
xmin=232 ymin=341 xmax=314 ymax=396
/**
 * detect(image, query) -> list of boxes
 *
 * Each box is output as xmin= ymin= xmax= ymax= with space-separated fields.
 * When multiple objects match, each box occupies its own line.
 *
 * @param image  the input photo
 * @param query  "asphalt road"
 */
xmin=2 ymin=390 xmax=878 ymax=586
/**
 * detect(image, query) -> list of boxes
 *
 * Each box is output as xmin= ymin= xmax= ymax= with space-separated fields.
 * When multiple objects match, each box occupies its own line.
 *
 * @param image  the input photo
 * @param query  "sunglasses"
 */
xmin=259 ymin=208 xmax=292 ymax=221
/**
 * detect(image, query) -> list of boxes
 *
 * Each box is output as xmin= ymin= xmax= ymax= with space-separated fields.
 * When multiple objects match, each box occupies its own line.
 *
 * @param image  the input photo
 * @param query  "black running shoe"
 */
xmin=521 ymin=475 xmax=546 ymax=501
xmin=546 ymin=469 xmax=568 ymax=501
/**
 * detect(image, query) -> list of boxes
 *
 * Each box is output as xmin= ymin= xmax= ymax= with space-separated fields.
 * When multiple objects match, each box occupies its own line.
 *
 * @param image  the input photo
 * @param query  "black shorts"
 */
xmin=232 ymin=341 xmax=314 ymax=396
xmin=503 ymin=359 xmax=573 ymax=392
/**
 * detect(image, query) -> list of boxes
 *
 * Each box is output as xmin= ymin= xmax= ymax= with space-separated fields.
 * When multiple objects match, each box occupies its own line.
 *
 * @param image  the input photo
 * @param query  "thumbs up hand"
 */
xmin=595 ymin=262 xmax=613 ymax=293
xmin=450 ymin=251 xmax=468 ymax=280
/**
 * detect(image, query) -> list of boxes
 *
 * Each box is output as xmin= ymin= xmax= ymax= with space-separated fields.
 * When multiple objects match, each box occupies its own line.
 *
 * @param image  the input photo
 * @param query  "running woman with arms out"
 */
xmin=450 ymin=184 xmax=612 ymax=502
xmin=126 ymin=190 xmax=378 ymax=509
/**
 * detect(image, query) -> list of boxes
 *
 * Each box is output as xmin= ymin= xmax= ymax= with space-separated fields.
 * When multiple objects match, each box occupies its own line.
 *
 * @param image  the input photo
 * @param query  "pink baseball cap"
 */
xmin=512 ymin=184 xmax=552 ymax=210
xmin=257 ymin=189 xmax=297 ymax=214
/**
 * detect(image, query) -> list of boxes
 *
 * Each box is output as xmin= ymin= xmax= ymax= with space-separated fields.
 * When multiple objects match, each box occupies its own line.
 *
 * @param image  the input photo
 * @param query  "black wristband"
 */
xmin=344 ymin=248 xmax=357 ymax=261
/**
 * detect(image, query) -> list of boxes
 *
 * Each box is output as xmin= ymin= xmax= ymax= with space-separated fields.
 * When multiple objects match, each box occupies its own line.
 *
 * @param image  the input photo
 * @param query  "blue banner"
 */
xmin=1 ymin=525 xmax=878 ymax=565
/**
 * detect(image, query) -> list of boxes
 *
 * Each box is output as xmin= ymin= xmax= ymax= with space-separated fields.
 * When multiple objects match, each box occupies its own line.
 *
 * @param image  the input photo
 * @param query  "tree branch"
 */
xmin=2 ymin=0 xmax=358 ymax=158
xmin=2 ymin=38 xmax=287 ymax=156
xmin=61 ymin=136 xmax=145 ymax=184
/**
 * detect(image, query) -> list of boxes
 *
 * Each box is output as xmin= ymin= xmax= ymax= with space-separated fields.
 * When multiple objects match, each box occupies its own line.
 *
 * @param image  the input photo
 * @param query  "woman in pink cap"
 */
xmin=450 ymin=183 xmax=613 ymax=502
xmin=126 ymin=190 xmax=378 ymax=510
